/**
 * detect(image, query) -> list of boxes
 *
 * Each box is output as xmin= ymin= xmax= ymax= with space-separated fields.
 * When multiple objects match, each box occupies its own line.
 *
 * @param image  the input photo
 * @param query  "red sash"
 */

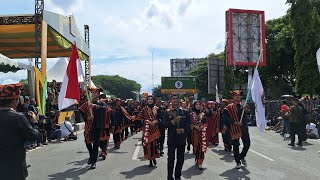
xmin=224 ymin=104 xmax=242 ymax=140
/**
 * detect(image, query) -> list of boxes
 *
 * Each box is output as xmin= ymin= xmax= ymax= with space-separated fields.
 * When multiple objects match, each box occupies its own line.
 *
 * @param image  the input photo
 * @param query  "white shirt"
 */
xmin=306 ymin=123 xmax=319 ymax=138
xmin=60 ymin=120 xmax=74 ymax=137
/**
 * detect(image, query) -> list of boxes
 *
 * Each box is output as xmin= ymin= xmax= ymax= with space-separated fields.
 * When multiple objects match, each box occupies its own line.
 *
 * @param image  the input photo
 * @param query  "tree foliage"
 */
xmin=152 ymin=85 xmax=169 ymax=100
xmin=259 ymin=14 xmax=296 ymax=98
xmin=91 ymin=75 xmax=141 ymax=99
xmin=287 ymin=0 xmax=320 ymax=95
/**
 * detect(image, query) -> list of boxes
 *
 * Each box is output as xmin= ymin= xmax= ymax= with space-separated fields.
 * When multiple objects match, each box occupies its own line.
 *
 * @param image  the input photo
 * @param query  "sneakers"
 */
xmin=149 ymin=160 xmax=154 ymax=167
xmin=241 ymin=158 xmax=247 ymax=166
xmin=235 ymin=162 xmax=241 ymax=169
xmin=90 ymin=163 xmax=96 ymax=169
xmin=288 ymin=143 xmax=295 ymax=147
xmin=297 ymin=143 xmax=303 ymax=147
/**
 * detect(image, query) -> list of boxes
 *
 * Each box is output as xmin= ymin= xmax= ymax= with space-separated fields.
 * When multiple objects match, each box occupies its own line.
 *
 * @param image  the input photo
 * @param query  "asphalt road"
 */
xmin=26 ymin=127 xmax=320 ymax=180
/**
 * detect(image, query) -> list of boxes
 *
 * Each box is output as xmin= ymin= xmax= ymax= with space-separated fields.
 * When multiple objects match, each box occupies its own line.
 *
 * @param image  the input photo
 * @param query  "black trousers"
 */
xmin=186 ymin=129 xmax=192 ymax=146
xmin=232 ymin=131 xmax=251 ymax=163
xmin=167 ymin=143 xmax=185 ymax=180
xmin=114 ymin=133 xmax=121 ymax=144
xmin=85 ymin=129 xmax=101 ymax=163
xmin=159 ymin=126 xmax=166 ymax=151
xmin=222 ymin=130 xmax=231 ymax=150
xmin=290 ymin=122 xmax=303 ymax=144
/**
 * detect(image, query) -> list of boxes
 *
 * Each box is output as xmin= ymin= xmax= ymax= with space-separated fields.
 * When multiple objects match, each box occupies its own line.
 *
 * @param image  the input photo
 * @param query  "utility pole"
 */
xmin=152 ymin=52 xmax=154 ymax=89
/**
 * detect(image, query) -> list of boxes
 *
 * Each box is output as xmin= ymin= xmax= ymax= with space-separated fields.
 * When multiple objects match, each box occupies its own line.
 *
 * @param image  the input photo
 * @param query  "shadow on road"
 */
xmin=182 ymin=165 xmax=204 ymax=179
xmin=302 ymin=142 xmax=314 ymax=146
xmin=212 ymin=149 xmax=234 ymax=163
xmin=184 ymin=152 xmax=195 ymax=161
xmin=220 ymin=166 xmax=251 ymax=180
xmin=67 ymin=158 xmax=88 ymax=166
xmin=76 ymin=151 xmax=88 ymax=154
xmin=48 ymin=167 xmax=90 ymax=180
xmin=108 ymin=148 xmax=128 ymax=154
xmin=290 ymin=146 xmax=307 ymax=151
xmin=120 ymin=165 xmax=156 ymax=179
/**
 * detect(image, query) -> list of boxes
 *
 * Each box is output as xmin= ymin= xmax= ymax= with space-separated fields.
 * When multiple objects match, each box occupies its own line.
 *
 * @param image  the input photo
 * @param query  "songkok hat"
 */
xmin=222 ymin=99 xmax=229 ymax=103
xmin=0 ymin=83 xmax=22 ymax=99
xmin=88 ymin=87 xmax=103 ymax=92
xmin=230 ymin=90 xmax=243 ymax=96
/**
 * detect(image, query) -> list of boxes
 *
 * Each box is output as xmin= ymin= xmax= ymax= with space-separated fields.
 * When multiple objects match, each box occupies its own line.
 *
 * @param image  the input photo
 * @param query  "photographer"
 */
xmin=60 ymin=116 xmax=77 ymax=141
xmin=45 ymin=111 xmax=62 ymax=143
xmin=0 ymin=83 xmax=38 ymax=180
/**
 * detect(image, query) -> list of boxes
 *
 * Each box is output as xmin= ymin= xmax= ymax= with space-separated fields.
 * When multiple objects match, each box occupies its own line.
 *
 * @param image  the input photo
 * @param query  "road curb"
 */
xmin=74 ymin=122 xmax=85 ymax=132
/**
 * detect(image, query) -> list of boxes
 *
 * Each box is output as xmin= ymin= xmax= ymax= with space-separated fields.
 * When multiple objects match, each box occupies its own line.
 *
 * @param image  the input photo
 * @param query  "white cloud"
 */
xmin=46 ymin=0 xmax=84 ymax=15
xmin=0 ymin=71 xmax=27 ymax=84
xmin=91 ymin=57 xmax=170 ymax=93
xmin=39 ymin=0 xmax=289 ymax=93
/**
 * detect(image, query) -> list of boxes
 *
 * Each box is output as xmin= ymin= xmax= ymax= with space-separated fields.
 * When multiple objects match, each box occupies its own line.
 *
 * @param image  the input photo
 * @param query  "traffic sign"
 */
xmin=161 ymin=77 xmax=196 ymax=94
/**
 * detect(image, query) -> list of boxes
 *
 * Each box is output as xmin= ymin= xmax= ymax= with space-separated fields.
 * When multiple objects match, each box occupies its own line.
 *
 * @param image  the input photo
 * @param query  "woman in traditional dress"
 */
xmin=190 ymin=101 xmax=207 ymax=170
xmin=205 ymin=101 xmax=219 ymax=146
xmin=136 ymin=96 xmax=161 ymax=167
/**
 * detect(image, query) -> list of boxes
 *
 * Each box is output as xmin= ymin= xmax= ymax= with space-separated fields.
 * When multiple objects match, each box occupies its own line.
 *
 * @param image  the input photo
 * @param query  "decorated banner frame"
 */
xmin=226 ymin=8 xmax=266 ymax=67
xmin=161 ymin=77 xmax=196 ymax=94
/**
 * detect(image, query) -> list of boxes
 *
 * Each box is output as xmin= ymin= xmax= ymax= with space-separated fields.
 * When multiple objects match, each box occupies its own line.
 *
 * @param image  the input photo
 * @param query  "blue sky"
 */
xmin=0 ymin=0 xmax=289 ymax=93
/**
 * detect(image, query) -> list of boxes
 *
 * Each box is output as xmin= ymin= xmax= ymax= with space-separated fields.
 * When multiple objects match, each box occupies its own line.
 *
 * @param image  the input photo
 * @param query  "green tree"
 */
xmin=287 ymin=0 xmax=320 ymax=96
xmin=189 ymin=58 xmax=208 ymax=98
xmin=152 ymin=85 xmax=169 ymax=100
xmin=259 ymin=14 xmax=296 ymax=98
xmin=91 ymin=75 xmax=141 ymax=99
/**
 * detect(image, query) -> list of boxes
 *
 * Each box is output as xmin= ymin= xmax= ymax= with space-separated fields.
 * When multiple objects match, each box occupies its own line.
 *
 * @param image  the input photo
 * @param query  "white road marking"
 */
xmin=248 ymin=148 xmax=275 ymax=162
xmin=132 ymin=141 xmax=142 ymax=160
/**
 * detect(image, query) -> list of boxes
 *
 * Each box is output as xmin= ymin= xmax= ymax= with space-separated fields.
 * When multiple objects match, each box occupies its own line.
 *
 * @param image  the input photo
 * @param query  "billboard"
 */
xmin=208 ymin=58 xmax=225 ymax=94
xmin=170 ymin=58 xmax=204 ymax=77
xmin=226 ymin=9 xmax=266 ymax=67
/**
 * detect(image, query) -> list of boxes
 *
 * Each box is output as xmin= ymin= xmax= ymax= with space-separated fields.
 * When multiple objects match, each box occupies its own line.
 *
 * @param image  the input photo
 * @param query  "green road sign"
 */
xmin=161 ymin=77 xmax=196 ymax=94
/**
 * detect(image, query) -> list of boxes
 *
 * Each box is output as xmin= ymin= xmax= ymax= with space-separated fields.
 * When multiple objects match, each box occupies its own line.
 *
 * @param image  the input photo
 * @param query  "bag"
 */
xmin=64 ymin=121 xmax=77 ymax=140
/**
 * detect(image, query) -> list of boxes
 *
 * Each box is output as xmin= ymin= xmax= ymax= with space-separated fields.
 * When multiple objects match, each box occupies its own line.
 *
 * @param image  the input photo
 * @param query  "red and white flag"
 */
xmin=58 ymin=44 xmax=82 ymax=110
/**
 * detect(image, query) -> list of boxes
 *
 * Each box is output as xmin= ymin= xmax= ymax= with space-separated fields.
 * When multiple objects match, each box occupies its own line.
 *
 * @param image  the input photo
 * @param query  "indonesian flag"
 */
xmin=251 ymin=69 xmax=266 ymax=133
xmin=58 ymin=44 xmax=82 ymax=110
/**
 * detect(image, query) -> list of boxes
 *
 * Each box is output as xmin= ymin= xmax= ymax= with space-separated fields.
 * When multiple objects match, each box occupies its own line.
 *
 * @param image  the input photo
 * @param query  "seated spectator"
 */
xmin=306 ymin=120 xmax=319 ymax=139
xmin=18 ymin=97 xmax=30 ymax=114
xmin=45 ymin=111 xmax=62 ymax=143
xmin=28 ymin=98 xmax=37 ymax=114
xmin=38 ymin=115 xmax=48 ymax=145
xmin=60 ymin=116 xmax=77 ymax=141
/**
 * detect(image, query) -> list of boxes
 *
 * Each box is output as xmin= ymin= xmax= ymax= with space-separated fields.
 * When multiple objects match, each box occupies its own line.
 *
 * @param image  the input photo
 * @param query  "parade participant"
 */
xmin=287 ymin=98 xmax=303 ymax=147
xmin=222 ymin=90 xmax=251 ymax=169
xmin=155 ymin=96 xmax=166 ymax=156
xmin=79 ymin=87 xmax=111 ymax=169
xmin=163 ymin=94 xmax=190 ymax=180
xmin=0 ymin=83 xmax=38 ymax=180
xmin=219 ymin=99 xmax=232 ymax=152
xmin=135 ymin=95 xmax=161 ymax=167
xmin=110 ymin=98 xmax=132 ymax=149
xmin=132 ymin=101 xmax=142 ymax=134
xmin=181 ymin=101 xmax=192 ymax=151
xmin=190 ymin=101 xmax=207 ymax=170
xmin=186 ymin=95 xmax=194 ymax=111
xmin=206 ymin=101 xmax=219 ymax=146
xmin=121 ymin=100 xmax=130 ymax=141
xmin=126 ymin=99 xmax=135 ymax=136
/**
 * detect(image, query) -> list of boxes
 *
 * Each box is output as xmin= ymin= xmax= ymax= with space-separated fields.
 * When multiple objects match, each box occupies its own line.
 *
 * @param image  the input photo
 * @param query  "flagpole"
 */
xmin=240 ymin=48 xmax=262 ymax=123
